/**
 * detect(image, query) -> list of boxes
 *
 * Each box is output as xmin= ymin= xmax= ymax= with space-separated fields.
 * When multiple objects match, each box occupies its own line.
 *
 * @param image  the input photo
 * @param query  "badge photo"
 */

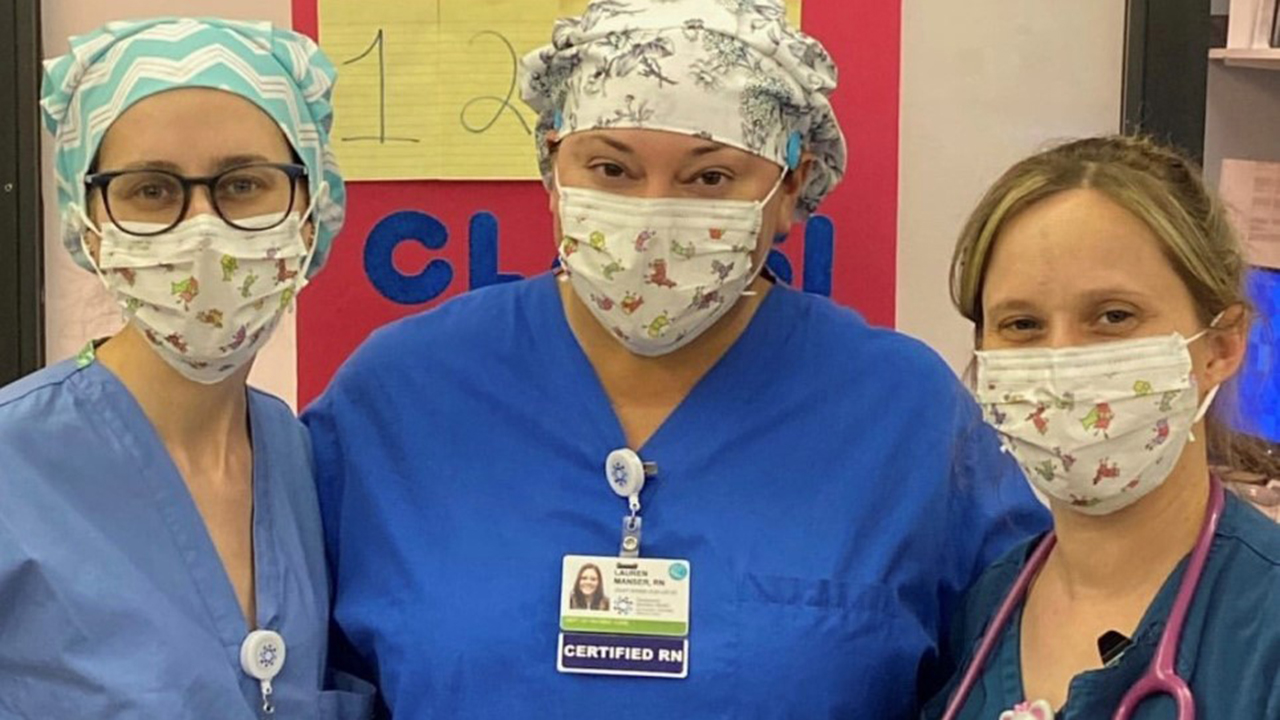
xmin=558 ymin=555 xmax=692 ymax=679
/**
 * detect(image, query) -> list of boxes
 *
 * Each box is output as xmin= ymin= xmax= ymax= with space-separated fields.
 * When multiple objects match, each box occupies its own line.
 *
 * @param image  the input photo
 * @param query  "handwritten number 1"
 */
xmin=343 ymin=29 xmax=419 ymax=144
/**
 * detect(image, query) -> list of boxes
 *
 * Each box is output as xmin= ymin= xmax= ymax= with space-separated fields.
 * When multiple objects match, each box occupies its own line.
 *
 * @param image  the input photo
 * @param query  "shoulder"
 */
xmin=334 ymin=275 xmax=551 ymax=383
xmin=1195 ymin=495 xmax=1280 ymax=709
xmin=0 ymin=362 xmax=102 ymax=522
xmin=247 ymin=387 xmax=307 ymax=445
xmin=951 ymin=536 xmax=1038 ymax=641
xmin=247 ymin=386 xmax=301 ymax=425
xmin=0 ymin=362 xmax=92 ymax=458
xmin=0 ymin=360 xmax=82 ymax=417
xmin=1218 ymin=492 xmax=1280 ymax=576
xmin=1197 ymin=493 xmax=1280 ymax=658
xmin=770 ymin=286 xmax=961 ymax=392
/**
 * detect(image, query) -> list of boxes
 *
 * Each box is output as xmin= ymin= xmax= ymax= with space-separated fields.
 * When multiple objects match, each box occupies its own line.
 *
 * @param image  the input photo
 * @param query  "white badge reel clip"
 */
xmin=606 ymin=448 xmax=657 ymax=558
xmin=240 ymin=629 xmax=287 ymax=715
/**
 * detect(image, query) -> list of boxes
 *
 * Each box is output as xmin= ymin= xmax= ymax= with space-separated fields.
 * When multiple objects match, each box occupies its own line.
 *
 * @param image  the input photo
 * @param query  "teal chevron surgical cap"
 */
xmin=40 ymin=17 xmax=346 ymax=278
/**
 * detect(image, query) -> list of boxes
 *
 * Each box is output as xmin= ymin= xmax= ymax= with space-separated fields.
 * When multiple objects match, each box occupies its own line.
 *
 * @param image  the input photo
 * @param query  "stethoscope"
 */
xmin=941 ymin=476 xmax=1225 ymax=720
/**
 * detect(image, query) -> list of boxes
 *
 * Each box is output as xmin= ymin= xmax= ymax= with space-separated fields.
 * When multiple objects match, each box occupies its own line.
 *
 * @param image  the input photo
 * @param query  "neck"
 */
xmin=558 ymin=273 xmax=771 ymax=405
xmin=96 ymin=324 xmax=251 ymax=450
xmin=1045 ymin=441 xmax=1212 ymax=601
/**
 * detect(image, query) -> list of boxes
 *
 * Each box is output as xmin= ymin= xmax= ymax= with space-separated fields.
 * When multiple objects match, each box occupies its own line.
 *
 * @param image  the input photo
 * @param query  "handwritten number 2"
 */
xmin=460 ymin=31 xmax=532 ymax=136
xmin=343 ymin=29 xmax=419 ymax=144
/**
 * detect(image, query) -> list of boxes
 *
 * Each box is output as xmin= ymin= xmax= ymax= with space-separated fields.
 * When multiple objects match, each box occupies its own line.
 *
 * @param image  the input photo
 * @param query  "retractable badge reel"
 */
xmin=557 ymin=449 xmax=688 ymax=680
xmin=240 ymin=629 xmax=286 ymax=715
xmin=605 ymin=448 xmax=657 ymax=558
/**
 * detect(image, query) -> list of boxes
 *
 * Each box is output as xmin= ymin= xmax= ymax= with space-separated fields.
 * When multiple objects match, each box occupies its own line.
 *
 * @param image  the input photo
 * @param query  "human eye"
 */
xmin=588 ymin=160 xmax=630 ymax=180
xmin=696 ymin=169 xmax=731 ymax=186
xmin=114 ymin=172 xmax=181 ymax=206
xmin=218 ymin=168 xmax=275 ymax=198
xmin=998 ymin=316 xmax=1043 ymax=338
xmin=1099 ymin=308 xmax=1136 ymax=325
xmin=225 ymin=176 xmax=262 ymax=195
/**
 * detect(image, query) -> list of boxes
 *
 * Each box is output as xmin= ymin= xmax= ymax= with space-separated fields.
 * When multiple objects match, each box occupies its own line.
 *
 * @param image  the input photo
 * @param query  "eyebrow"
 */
xmin=586 ymin=136 xmax=637 ymax=155
xmin=985 ymin=299 xmax=1041 ymax=317
xmin=582 ymin=136 xmax=728 ymax=159
xmin=116 ymin=159 xmax=184 ymax=173
xmin=215 ymin=154 xmax=275 ymax=171
xmin=986 ymin=288 xmax=1153 ymax=315
xmin=687 ymin=143 xmax=731 ymax=158
xmin=113 ymin=154 xmax=275 ymax=174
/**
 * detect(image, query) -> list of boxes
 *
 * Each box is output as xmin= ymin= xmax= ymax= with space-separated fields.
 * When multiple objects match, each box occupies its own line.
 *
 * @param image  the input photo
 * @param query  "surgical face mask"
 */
xmin=82 ymin=208 xmax=317 ymax=384
xmin=555 ymin=173 xmax=784 ymax=356
xmin=975 ymin=327 xmax=1220 ymax=516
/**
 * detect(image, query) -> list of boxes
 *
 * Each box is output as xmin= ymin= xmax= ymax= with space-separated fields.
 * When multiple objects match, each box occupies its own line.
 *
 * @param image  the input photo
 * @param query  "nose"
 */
xmin=184 ymin=184 xmax=218 ymax=220
xmin=1044 ymin=321 xmax=1091 ymax=349
xmin=639 ymin=176 xmax=679 ymax=199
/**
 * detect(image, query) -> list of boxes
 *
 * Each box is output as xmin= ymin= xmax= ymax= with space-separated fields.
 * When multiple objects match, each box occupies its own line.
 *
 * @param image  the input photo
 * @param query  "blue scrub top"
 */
xmin=921 ymin=492 xmax=1280 ymax=720
xmin=304 ymin=273 xmax=1049 ymax=719
xmin=0 ymin=350 xmax=374 ymax=719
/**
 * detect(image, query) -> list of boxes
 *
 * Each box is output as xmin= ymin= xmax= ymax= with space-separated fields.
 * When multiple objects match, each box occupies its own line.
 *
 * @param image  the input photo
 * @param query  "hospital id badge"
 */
xmin=557 ymin=555 xmax=690 ymax=679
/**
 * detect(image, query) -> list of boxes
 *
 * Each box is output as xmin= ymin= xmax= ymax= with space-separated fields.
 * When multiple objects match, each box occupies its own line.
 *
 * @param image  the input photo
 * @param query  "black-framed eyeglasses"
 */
xmin=84 ymin=163 xmax=308 ymax=237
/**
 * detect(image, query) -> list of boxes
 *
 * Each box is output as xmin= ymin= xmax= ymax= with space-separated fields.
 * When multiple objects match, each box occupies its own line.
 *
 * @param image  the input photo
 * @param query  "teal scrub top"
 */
xmin=0 ymin=351 xmax=375 ymax=719
xmin=922 ymin=492 xmax=1280 ymax=719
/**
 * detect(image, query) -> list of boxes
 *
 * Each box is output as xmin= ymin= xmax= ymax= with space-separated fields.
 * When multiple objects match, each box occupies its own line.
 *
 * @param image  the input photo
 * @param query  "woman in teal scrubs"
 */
xmin=923 ymin=136 xmax=1280 ymax=719
xmin=0 ymin=18 xmax=371 ymax=718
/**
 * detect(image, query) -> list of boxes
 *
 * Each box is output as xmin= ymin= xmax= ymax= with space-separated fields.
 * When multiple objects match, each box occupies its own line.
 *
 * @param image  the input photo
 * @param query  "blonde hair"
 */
xmin=951 ymin=134 xmax=1278 ymax=481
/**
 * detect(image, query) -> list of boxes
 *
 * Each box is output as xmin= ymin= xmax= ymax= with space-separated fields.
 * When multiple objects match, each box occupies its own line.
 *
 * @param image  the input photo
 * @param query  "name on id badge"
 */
xmin=557 ymin=555 xmax=690 ymax=679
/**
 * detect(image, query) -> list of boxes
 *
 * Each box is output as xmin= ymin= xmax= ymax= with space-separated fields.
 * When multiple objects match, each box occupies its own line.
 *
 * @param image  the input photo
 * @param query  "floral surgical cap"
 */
xmin=520 ymin=0 xmax=847 ymax=218
xmin=40 ymin=17 xmax=345 ymax=278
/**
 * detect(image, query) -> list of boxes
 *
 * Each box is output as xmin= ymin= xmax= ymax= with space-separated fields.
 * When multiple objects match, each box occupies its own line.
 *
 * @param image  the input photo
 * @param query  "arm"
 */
xmin=302 ymin=382 xmax=384 ymax=712
xmin=948 ymin=401 xmax=1048 ymax=580
xmin=919 ymin=390 xmax=1049 ymax=704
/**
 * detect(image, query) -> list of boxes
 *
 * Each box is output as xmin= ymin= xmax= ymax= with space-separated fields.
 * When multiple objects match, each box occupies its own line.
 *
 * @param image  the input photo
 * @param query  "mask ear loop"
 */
xmin=758 ymin=166 xmax=790 ymax=209
xmin=75 ymin=204 xmax=115 ymax=293
xmin=1183 ymin=310 xmax=1227 ymax=346
xmin=295 ymin=180 xmax=328 ymax=290
xmin=1186 ymin=310 xmax=1228 ymax=443
xmin=741 ymin=167 xmax=792 ymax=298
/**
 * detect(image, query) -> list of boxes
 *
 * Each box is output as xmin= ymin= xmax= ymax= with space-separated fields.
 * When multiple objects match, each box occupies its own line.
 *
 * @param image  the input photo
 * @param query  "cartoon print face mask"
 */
xmin=85 ymin=211 xmax=316 ymax=383
xmin=975 ymin=329 xmax=1220 ymax=515
xmin=556 ymin=174 xmax=784 ymax=356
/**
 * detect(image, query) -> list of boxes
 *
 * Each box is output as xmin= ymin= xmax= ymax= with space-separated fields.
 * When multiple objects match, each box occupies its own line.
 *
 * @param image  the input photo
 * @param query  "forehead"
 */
xmin=96 ymin=88 xmax=293 ymax=172
xmin=982 ymin=188 xmax=1191 ymax=307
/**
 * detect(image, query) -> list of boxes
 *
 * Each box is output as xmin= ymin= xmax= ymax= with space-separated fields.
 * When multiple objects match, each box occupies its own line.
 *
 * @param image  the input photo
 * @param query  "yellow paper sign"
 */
xmin=319 ymin=0 xmax=802 ymax=181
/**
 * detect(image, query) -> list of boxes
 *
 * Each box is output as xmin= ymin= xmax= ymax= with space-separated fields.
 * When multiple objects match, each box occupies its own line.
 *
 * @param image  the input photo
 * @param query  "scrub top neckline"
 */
xmin=535 ymin=272 xmax=791 ymax=456
xmin=1006 ymin=532 xmax=1194 ymax=716
xmin=72 ymin=350 xmax=281 ymax=655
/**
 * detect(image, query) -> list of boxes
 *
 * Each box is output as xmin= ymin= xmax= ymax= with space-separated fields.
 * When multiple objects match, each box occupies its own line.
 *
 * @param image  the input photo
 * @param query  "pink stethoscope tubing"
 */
xmin=940 ymin=477 xmax=1225 ymax=720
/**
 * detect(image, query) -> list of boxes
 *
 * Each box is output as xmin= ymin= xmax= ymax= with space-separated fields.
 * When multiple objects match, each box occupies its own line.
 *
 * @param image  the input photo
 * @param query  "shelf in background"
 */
xmin=1210 ymin=47 xmax=1280 ymax=69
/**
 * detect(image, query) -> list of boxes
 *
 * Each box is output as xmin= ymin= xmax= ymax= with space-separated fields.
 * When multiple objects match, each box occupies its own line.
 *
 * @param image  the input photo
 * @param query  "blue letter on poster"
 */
xmin=364 ymin=210 xmax=454 ymax=304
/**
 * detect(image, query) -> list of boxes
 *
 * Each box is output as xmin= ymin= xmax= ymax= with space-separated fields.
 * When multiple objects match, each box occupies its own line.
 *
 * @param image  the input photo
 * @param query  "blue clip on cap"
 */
xmin=785 ymin=131 xmax=803 ymax=170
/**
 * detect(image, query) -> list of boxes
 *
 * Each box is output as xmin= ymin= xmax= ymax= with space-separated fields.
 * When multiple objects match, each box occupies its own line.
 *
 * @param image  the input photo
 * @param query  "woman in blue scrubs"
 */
xmin=305 ymin=1 xmax=1047 ymax=717
xmin=0 ymin=18 xmax=372 ymax=719
xmin=922 ymin=136 xmax=1280 ymax=719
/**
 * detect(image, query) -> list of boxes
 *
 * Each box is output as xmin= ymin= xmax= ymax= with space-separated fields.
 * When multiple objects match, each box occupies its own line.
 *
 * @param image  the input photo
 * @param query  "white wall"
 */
xmin=897 ymin=1 xmax=1126 ymax=371
xmin=40 ymin=0 xmax=299 ymax=407
xmin=1204 ymin=62 xmax=1280 ymax=186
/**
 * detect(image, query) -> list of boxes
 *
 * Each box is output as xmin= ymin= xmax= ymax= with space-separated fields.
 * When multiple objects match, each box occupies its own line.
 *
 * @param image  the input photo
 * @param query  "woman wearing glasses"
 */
xmin=0 ymin=18 xmax=372 ymax=719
